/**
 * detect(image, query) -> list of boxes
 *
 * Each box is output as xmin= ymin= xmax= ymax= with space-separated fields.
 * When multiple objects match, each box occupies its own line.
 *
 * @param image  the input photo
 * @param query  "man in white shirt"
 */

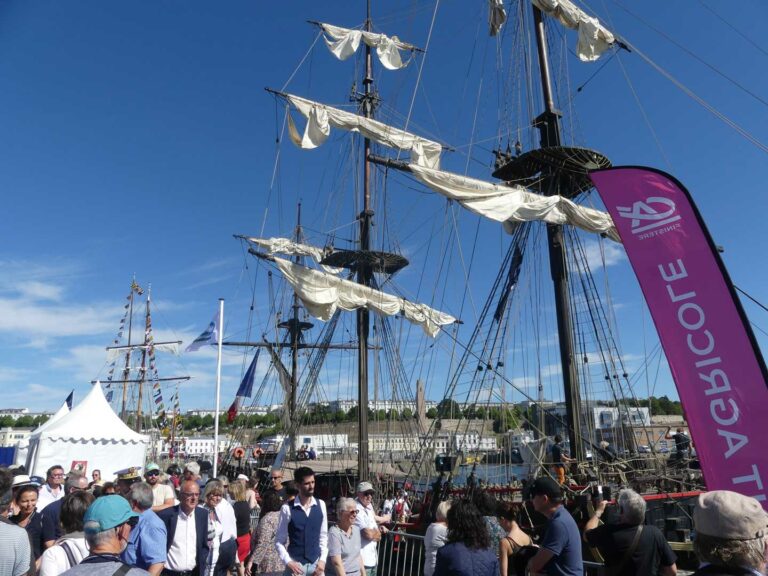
xmin=275 ymin=467 xmax=328 ymax=576
xmin=145 ymin=463 xmax=175 ymax=512
xmin=157 ymin=480 xmax=209 ymax=576
xmin=36 ymin=465 xmax=65 ymax=511
xmin=355 ymin=482 xmax=390 ymax=576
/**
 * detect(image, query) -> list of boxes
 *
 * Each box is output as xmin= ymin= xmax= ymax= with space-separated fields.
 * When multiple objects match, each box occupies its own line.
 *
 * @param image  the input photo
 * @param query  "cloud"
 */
xmin=16 ymin=281 xmax=65 ymax=302
xmin=582 ymin=240 xmax=625 ymax=271
xmin=0 ymin=298 xmax=118 ymax=337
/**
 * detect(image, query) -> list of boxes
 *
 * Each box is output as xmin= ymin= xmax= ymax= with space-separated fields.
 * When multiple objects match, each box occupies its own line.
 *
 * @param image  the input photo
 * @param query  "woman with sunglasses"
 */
xmin=203 ymin=481 xmax=226 ymax=576
xmin=328 ymin=498 xmax=364 ymax=576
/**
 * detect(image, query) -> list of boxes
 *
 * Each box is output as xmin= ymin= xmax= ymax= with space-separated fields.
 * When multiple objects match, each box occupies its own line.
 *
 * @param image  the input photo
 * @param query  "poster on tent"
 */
xmin=71 ymin=460 xmax=88 ymax=475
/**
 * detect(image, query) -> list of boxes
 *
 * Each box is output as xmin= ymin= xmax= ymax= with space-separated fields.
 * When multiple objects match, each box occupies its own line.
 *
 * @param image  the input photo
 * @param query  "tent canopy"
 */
xmin=27 ymin=382 xmax=149 ymax=478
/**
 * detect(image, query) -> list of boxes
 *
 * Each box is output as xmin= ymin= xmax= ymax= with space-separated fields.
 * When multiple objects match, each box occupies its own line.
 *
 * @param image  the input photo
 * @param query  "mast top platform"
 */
xmin=493 ymin=146 xmax=611 ymax=198
xmin=321 ymin=249 xmax=409 ymax=275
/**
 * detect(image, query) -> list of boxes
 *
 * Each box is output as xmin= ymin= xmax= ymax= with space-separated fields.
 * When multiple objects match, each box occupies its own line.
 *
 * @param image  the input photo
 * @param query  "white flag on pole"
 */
xmin=185 ymin=310 xmax=221 ymax=352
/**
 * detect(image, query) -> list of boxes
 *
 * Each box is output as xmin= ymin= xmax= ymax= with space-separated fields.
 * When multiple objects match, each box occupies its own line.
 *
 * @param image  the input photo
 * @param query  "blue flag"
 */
xmin=185 ymin=309 xmax=221 ymax=352
xmin=105 ymin=390 xmax=114 ymax=403
xmin=65 ymin=390 xmax=74 ymax=410
xmin=236 ymin=350 xmax=260 ymax=398
xmin=227 ymin=350 xmax=260 ymax=423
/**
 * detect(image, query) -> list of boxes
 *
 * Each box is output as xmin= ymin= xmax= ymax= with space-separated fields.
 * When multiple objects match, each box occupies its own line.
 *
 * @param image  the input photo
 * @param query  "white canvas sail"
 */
xmin=320 ymin=23 xmax=415 ymax=70
xmin=272 ymin=257 xmax=456 ymax=337
xmin=285 ymin=93 xmax=442 ymax=169
xmin=245 ymin=236 xmax=342 ymax=274
xmin=408 ymin=164 xmax=620 ymax=241
xmin=106 ymin=341 xmax=181 ymax=363
xmin=532 ymin=0 xmax=614 ymax=61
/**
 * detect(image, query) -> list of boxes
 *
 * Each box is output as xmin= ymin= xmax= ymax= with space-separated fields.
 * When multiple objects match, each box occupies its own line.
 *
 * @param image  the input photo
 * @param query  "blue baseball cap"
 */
xmin=84 ymin=495 xmax=139 ymax=533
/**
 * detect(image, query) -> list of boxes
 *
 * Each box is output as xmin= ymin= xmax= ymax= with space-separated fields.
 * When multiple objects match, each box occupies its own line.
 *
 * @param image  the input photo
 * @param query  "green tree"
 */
xmin=400 ymin=407 xmax=413 ymax=420
xmin=15 ymin=415 xmax=35 ymax=427
xmin=333 ymin=410 xmax=347 ymax=423
xmin=436 ymin=399 xmax=461 ymax=419
xmin=426 ymin=408 xmax=437 ymax=419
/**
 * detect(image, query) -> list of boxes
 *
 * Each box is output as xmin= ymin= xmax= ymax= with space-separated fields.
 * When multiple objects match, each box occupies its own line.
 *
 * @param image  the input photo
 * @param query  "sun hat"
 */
xmin=145 ymin=462 xmax=160 ymax=473
xmin=11 ymin=475 xmax=40 ymax=489
xmin=83 ymin=495 xmax=139 ymax=534
xmin=356 ymin=481 xmax=375 ymax=494
xmin=694 ymin=490 xmax=768 ymax=540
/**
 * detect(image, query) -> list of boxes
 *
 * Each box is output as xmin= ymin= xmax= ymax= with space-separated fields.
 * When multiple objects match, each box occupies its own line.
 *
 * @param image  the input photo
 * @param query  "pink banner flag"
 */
xmin=590 ymin=167 xmax=768 ymax=507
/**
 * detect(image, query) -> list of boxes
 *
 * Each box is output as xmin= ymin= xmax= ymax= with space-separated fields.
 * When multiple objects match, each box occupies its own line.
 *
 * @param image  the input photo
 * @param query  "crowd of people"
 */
xmin=0 ymin=459 xmax=766 ymax=576
xmin=421 ymin=476 xmax=767 ymax=576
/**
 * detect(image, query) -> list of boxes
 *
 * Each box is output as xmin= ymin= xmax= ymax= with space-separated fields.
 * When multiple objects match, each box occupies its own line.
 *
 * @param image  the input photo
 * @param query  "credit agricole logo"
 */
xmin=616 ymin=197 xmax=681 ymax=238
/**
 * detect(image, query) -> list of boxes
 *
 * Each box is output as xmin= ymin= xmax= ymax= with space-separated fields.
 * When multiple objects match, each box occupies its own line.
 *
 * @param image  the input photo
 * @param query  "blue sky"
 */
xmin=1 ymin=1 xmax=767 ymax=414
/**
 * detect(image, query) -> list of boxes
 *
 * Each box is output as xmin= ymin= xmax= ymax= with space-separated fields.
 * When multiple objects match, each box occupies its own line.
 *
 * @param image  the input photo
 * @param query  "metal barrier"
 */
xmin=377 ymin=530 xmax=425 ymax=576
xmin=374 ymin=531 xmax=629 ymax=576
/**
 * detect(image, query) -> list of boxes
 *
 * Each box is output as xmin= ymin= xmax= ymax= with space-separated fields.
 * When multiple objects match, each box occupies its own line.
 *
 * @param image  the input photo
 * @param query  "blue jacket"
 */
xmin=157 ymin=505 xmax=210 ymax=576
xmin=435 ymin=541 xmax=499 ymax=576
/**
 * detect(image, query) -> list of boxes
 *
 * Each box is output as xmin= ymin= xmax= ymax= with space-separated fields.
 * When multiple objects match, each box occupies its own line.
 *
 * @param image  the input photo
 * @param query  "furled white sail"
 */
xmin=285 ymin=93 xmax=442 ymax=169
xmin=320 ymin=23 xmax=414 ymax=70
xmin=408 ymin=164 xmax=620 ymax=241
xmin=272 ymin=257 xmax=456 ymax=337
xmin=532 ymin=0 xmax=614 ymax=61
xmin=489 ymin=0 xmax=507 ymax=36
xmin=106 ymin=341 xmax=181 ymax=363
xmin=245 ymin=236 xmax=342 ymax=274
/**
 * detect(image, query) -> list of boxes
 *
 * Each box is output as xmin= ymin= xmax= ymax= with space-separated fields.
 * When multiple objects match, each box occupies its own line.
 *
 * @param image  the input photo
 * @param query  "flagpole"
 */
xmin=213 ymin=298 xmax=224 ymax=479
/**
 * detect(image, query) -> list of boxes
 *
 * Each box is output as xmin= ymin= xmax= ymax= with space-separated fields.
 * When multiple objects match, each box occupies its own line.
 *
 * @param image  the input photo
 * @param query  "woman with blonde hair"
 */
xmin=423 ymin=500 xmax=451 ymax=576
xmin=229 ymin=480 xmax=252 ymax=566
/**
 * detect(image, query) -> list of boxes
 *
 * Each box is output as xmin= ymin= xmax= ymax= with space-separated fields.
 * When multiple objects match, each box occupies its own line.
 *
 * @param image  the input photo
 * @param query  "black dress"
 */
xmin=10 ymin=510 xmax=43 ymax=559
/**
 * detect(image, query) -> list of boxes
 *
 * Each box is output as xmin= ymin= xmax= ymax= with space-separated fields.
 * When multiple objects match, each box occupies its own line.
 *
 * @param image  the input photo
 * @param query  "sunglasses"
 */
xmin=146 ymin=471 xmax=160 ymax=477
xmin=122 ymin=516 xmax=139 ymax=529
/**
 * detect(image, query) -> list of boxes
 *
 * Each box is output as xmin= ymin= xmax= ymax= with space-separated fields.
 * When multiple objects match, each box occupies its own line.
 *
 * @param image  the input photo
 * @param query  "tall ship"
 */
xmin=216 ymin=0 xmax=768 ymax=544
xmin=102 ymin=279 xmax=188 ymax=460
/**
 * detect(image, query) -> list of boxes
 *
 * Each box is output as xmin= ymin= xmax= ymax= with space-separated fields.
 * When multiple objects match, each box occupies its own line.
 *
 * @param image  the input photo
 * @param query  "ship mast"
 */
xmin=531 ymin=7 xmax=584 ymax=461
xmin=120 ymin=279 xmax=138 ymax=421
xmin=356 ymin=0 xmax=374 ymax=482
xmin=135 ymin=286 xmax=151 ymax=433
xmin=278 ymin=203 xmax=313 ymax=461
xmin=493 ymin=6 xmax=610 ymax=461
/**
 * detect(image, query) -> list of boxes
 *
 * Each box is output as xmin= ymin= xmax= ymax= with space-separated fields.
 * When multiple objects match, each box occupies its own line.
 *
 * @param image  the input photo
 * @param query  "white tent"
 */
xmin=26 ymin=382 xmax=149 ymax=478
xmin=15 ymin=400 xmax=70 ymax=468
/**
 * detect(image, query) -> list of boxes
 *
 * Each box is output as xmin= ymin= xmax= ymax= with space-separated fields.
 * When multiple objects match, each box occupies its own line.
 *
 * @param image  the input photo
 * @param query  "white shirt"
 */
xmin=275 ymin=497 xmax=328 ymax=566
xmin=36 ymin=484 xmax=64 ymax=511
xmin=151 ymin=483 xmax=175 ymax=507
xmin=355 ymin=498 xmax=379 ymax=567
xmin=166 ymin=508 xmax=198 ymax=572
xmin=215 ymin=498 xmax=238 ymax=541
xmin=39 ymin=534 xmax=89 ymax=576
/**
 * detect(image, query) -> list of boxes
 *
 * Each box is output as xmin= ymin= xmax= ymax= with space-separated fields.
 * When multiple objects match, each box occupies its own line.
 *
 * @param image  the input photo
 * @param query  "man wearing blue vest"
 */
xmin=275 ymin=467 xmax=328 ymax=576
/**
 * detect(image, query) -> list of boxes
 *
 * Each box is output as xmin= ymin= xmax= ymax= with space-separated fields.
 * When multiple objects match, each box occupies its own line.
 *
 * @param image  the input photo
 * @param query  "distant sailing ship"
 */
xmin=102 ymin=279 xmax=188 ymax=460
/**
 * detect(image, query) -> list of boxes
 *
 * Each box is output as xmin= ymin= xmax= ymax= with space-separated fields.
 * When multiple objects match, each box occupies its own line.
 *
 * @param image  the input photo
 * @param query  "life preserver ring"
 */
xmin=253 ymin=447 xmax=264 ymax=458
xmin=233 ymin=447 xmax=245 ymax=459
